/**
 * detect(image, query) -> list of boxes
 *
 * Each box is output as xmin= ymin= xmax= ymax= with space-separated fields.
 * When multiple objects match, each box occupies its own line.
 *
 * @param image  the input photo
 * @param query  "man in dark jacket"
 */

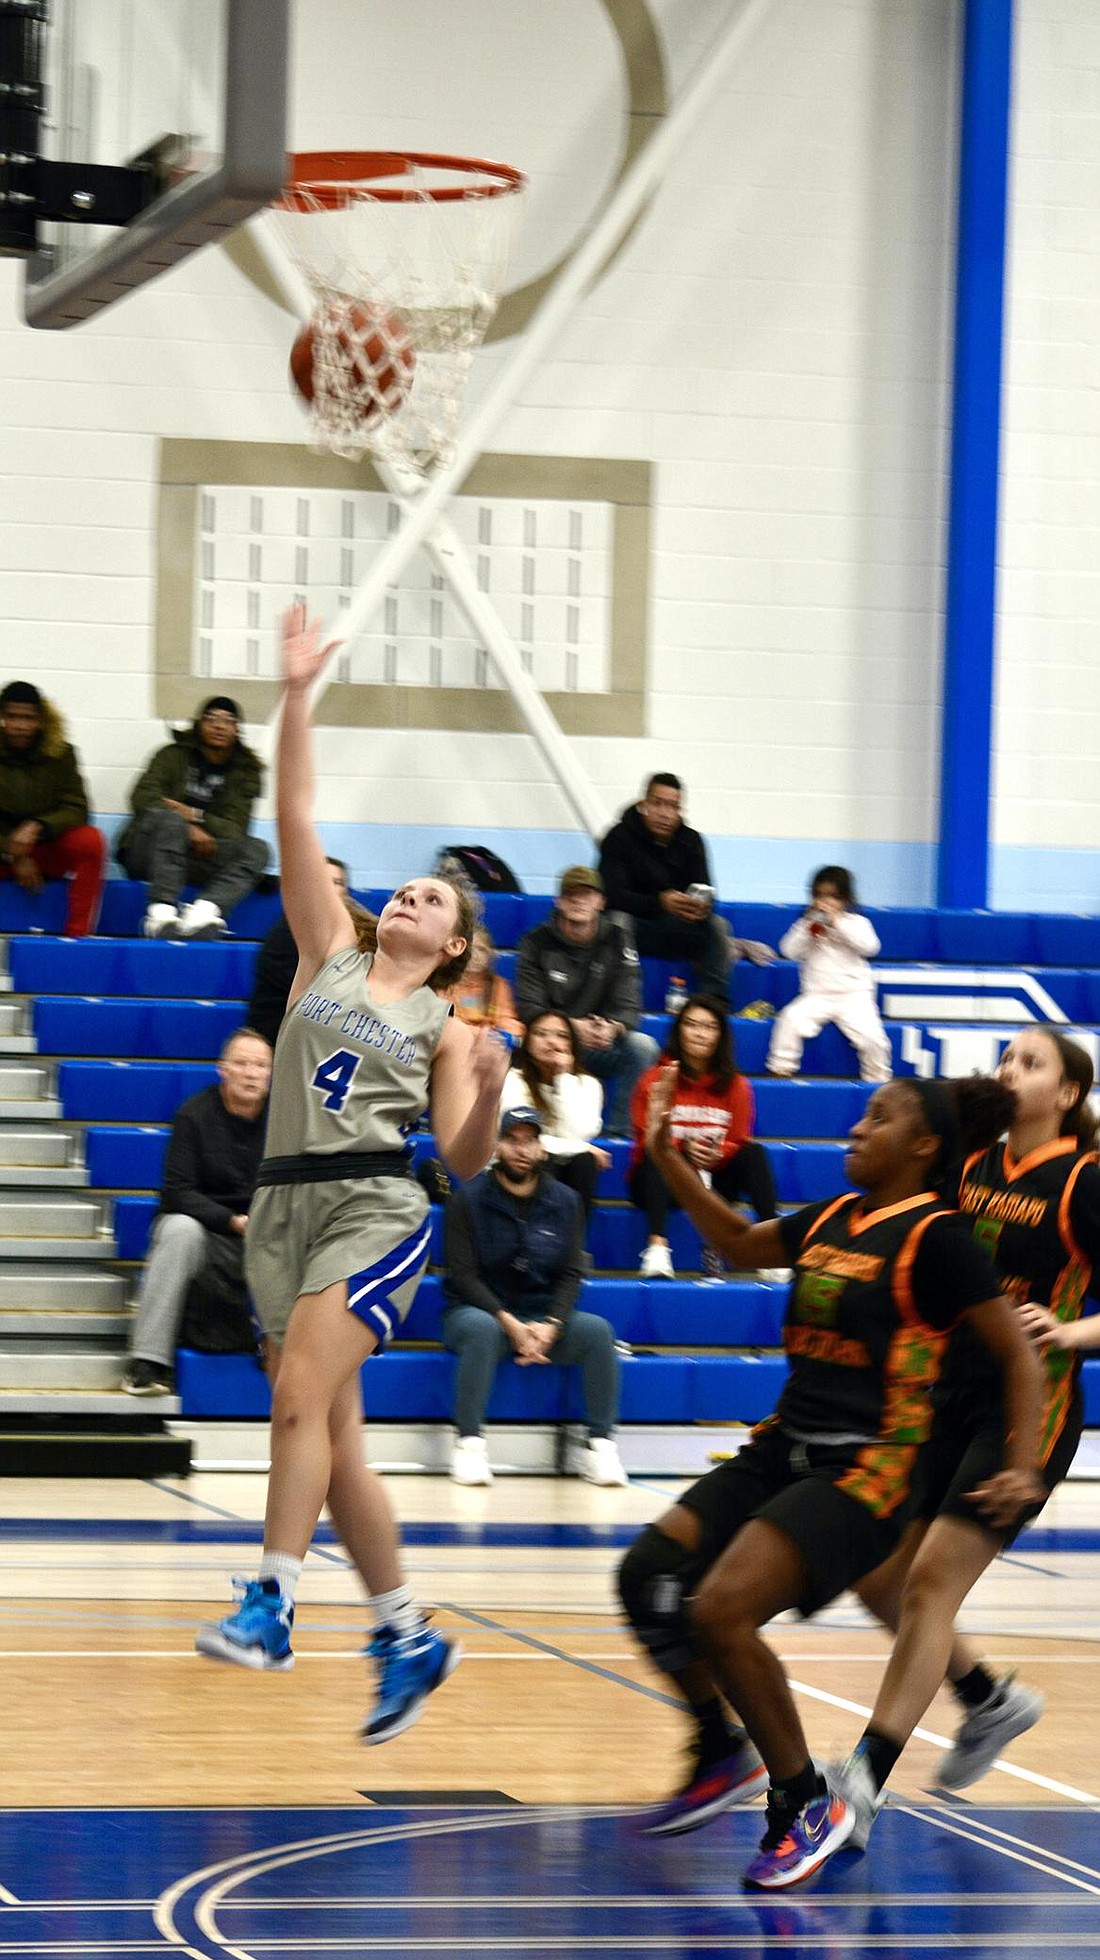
xmin=0 ymin=681 xmax=106 ymax=934
xmin=122 ymin=1027 xmax=272 ymax=1394
xmin=598 ymin=773 xmax=773 ymax=1001
xmin=515 ymin=865 xmax=659 ymax=1134
xmin=116 ymin=695 xmax=269 ymax=939
xmin=441 ymin=1107 xmax=625 ymax=1486
xmin=247 ymin=856 xmax=349 ymax=1045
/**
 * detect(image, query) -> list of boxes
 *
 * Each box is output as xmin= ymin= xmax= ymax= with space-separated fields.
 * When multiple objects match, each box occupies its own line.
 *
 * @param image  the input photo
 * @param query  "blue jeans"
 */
xmin=580 ymin=1030 xmax=661 ymax=1135
xmin=441 ymin=1304 xmax=621 ymax=1438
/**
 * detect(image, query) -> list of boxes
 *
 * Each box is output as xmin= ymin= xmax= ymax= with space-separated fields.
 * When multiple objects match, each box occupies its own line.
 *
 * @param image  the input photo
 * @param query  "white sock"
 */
xmin=259 ymin=1551 xmax=303 ymax=1605
xmin=370 ymin=1583 xmax=421 ymax=1639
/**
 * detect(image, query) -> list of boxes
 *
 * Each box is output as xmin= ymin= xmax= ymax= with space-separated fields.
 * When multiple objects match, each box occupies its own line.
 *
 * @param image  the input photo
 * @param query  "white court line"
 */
xmin=895 ymin=1800 xmax=1100 ymax=1897
xmin=930 ymin=1810 xmax=1100 ymax=1880
xmin=788 ymin=1674 xmax=1100 ymax=1806
xmin=0 ymin=1888 xmax=18 ymax=1905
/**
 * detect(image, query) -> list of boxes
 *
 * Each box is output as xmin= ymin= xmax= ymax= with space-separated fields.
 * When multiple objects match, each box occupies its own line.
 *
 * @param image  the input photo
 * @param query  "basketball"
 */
xmin=289 ymin=302 xmax=416 ymax=423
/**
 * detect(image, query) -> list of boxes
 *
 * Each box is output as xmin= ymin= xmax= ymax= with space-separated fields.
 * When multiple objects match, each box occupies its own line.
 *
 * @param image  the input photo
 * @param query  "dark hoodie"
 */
xmin=116 ymin=717 xmax=264 ymax=853
xmin=515 ymin=911 xmax=643 ymax=1030
xmin=0 ymin=696 xmax=91 ymax=850
xmin=597 ymin=801 xmax=713 ymax=923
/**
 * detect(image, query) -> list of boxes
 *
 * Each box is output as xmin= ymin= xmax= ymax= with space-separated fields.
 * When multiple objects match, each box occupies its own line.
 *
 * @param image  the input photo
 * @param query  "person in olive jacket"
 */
xmin=0 ymin=681 xmax=106 ymax=935
xmin=116 ymin=695 xmax=270 ymax=939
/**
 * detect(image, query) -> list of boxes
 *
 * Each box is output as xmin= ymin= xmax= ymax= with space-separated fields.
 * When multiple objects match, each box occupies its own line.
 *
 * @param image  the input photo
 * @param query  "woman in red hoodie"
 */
xmin=629 ymin=994 xmax=785 ymax=1282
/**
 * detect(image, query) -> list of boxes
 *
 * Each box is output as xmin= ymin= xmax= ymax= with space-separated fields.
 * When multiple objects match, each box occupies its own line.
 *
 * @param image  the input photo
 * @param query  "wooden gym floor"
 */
xmin=2 ymin=1455 xmax=1099 ymax=1957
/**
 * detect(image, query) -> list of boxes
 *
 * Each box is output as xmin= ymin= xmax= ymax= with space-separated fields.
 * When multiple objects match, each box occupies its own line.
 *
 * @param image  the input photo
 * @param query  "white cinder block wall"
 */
xmin=0 ymin=0 xmax=1093 ymax=908
xmin=994 ymin=0 xmax=1100 ymax=912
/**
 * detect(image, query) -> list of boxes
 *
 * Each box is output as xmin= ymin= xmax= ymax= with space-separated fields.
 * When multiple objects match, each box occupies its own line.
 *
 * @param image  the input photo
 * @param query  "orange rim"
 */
xmin=277 ymin=150 xmax=525 ymax=211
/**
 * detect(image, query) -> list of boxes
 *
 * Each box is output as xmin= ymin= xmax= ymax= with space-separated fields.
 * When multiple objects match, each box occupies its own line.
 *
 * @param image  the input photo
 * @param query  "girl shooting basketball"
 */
xmin=197 ymin=604 xmax=511 ymax=1743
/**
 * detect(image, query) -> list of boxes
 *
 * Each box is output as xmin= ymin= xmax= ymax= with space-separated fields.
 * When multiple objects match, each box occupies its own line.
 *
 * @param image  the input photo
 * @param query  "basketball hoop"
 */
xmin=270 ymin=151 xmax=526 ymax=473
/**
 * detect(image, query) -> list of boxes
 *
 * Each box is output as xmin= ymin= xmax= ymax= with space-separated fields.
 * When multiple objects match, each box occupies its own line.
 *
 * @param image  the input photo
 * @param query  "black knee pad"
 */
xmin=618 ymin=1524 xmax=703 ymax=1677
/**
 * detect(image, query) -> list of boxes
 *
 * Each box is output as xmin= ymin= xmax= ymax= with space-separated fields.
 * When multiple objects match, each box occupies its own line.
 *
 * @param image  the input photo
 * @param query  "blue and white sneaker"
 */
xmin=742 ymin=1785 xmax=855 ymax=1891
xmin=362 ymin=1620 xmax=461 ymax=1744
xmin=195 ymin=1576 xmax=295 ymax=1671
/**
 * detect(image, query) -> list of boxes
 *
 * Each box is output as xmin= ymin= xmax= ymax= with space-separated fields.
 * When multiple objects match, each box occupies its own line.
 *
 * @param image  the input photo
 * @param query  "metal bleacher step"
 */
xmin=0 ymin=1306 xmax=130 ymax=1341
xmin=0 ymin=1125 xmax=82 ymax=1168
xmin=0 ymin=1058 xmax=60 ymax=1119
xmin=0 ymin=1263 xmax=127 ymax=1309
xmin=0 ymin=1193 xmax=109 ymax=1239
xmin=0 ymin=1349 xmax=130 ymax=1390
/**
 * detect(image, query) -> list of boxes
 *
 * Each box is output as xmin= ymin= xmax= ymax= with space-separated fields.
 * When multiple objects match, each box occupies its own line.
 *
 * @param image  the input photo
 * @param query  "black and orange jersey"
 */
xmin=774 ymin=1193 xmax=1002 ymax=1518
xmin=944 ymin=1137 xmax=1100 ymax=1461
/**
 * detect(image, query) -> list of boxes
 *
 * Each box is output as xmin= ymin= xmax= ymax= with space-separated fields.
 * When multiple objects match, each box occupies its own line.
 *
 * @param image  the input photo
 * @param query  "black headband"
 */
xmin=910 ymin=1077 xmax=959 ymax=1164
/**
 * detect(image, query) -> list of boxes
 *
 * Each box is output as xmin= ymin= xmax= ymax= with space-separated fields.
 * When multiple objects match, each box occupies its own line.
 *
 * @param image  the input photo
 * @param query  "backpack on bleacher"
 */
xmin=434 ymin=845 xmax=523 ymax=894
xmin=180 ymin=1238 xmax=259 ymax=1356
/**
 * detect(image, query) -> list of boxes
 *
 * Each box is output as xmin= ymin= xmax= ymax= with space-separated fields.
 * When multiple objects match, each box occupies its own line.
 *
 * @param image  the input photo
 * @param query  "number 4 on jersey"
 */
xmin=311 ymin=1047 xmax=362 ymax=1113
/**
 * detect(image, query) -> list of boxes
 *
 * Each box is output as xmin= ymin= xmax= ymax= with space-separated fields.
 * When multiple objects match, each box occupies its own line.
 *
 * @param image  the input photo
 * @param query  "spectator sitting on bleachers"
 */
xmin=447 ymin=924 xmax=524 ymax=1039
xmin=501 ymin=1010 xmax=610 ymax=1225
xmin=247 ymin=856 xmax=349 ymax=1046
xmin=515 ymin=864 xmax=659 ymax=1135
xmin=0 ymin=681 xmax=106 ymax=935
xmin=122 ymin=1026 xmax=272 ymax=1395
xmin=598 ymin=773 xmax=774 ymax=1003
xmin=442 ymin=1105 xmax=626 ymax=1487
xmin=116 ymin=695 xmax=270 ymax=941
xmin=766 ymin=864 xmax=892 ymax=1084
xmin=629 ymin=993 xmax=787 ymax=1283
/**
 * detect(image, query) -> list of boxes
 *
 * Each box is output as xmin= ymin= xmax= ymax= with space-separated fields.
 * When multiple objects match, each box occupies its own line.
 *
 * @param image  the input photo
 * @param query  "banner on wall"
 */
xmin=893 ymin=1022 xmax=1100 ymax=1089
xmin=875 ymin=967 xmax=1074 ymax=1026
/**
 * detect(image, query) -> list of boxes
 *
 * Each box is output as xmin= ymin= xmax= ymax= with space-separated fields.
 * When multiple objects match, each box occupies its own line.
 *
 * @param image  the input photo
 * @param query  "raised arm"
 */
xmin=429 ymin=1017 xmax=515 ymax=1181
xmin=645 ymin=1063 xmax=789 ymax=1269
xmin=276 ymin=604 xmax=356 ymax=999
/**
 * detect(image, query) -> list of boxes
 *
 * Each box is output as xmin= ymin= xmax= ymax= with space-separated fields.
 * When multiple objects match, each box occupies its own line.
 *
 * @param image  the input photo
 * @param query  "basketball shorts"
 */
xmin=677 ymin=1422 xmax=902 ymax=1617
xmin=913 ymin=1390 xmax=1083 ymax=1545
xmin=246 ymin=1175 xmax=431 ymax=1349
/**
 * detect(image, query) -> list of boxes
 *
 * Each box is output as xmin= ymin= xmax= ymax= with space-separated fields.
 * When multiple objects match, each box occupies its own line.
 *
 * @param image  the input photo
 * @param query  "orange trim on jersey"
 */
xmin=846 ymin=1192 xmax=943 ymax=1237
xmin=1002 ymin=1136 xmax=1078 ymax=1182
xmin=1056 ymin=1151 xmax=1099 ymax=1270
xmin=800 ymin=1194 xmax=855 ymax=1249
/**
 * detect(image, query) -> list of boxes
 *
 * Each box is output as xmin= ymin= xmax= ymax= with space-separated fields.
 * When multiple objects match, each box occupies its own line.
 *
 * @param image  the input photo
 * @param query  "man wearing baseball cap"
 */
xmin=116 ymin=696 xmax=270 ymax=939
xmin=515 ymin=863 xmax=659 ymax=1134
xmin=441 ymin=1104 xmax=626 ymax=1487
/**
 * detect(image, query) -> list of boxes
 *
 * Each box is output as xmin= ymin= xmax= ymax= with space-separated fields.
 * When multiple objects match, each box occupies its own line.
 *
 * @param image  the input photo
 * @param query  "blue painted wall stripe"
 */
xmin=938 ymin=0 xmax=1014 ymax=908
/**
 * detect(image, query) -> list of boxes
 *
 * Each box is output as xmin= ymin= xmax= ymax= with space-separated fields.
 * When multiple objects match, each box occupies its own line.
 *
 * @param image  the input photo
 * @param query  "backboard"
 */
xmin=23 ymin=0 xmax=288 ymax=328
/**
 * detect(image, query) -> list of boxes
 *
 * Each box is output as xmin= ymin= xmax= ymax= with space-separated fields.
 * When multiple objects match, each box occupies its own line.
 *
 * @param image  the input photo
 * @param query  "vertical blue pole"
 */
xmin=938 ymin=0 xmax=1013 ymax=909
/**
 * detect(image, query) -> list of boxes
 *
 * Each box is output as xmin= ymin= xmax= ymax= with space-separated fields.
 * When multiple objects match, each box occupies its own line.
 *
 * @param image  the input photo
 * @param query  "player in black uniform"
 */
xmin=617 ymin=1070 xmax=1043 ymax=1893
xmin=834 ymin=1030 xmax=1100 ymax=1837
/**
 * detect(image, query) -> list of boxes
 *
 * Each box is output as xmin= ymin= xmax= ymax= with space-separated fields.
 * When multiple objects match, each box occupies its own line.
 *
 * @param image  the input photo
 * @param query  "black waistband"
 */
xmin=256 ymin=1150 xmax=412 ymax=1188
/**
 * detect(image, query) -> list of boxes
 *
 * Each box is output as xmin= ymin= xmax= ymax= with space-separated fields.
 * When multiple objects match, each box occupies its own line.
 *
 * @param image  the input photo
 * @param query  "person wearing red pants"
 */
xmin=0 ymin=682 xmax=106 ymax=936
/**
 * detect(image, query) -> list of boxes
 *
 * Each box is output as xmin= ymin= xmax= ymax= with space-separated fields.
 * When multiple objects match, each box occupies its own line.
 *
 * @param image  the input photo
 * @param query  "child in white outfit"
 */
xmin=766 ymin=865 xmax=891 ymax=1083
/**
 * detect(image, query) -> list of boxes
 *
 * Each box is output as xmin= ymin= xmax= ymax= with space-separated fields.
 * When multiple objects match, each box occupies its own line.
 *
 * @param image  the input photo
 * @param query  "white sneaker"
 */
xmin=583 ymin=1437 xmax=628 ymax=1486
xmin=451 ymin=1434 xmax=493 ymax=1486
xmin=178 ymin=898 xmax=226 ymax=941
xmin=640 ymin=1242 xmax=675 ymax=1280
xmin=758 ymin=1268 xmax=792 ymax=1285
xmin=143 ymin=903 xmax=180 ymax=940
xmin=827 ymin=1749 xmax=883 ymax=1852
xmin=935 ymin=1674 xmax=1044 ymax=1790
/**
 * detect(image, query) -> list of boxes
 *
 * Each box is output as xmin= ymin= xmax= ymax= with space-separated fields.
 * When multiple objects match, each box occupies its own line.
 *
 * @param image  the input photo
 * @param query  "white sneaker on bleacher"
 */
xmin=178 ymin=898 xmax=226 ymax=940
xmin=582 ymin=1437 xmax=628 ymax=1486
xmin=451 ymin=1434 xmax=493 ymax=1486
xmin=143 ymin=903 xmax=180 ymax=939
xmin=640 ymin=1242 xmax=674 ymax=1280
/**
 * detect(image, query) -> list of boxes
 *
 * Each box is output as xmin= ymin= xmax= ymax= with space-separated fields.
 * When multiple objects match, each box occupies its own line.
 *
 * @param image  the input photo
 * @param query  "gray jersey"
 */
xmin=263 ymin=946 xmax=450 ymax=1162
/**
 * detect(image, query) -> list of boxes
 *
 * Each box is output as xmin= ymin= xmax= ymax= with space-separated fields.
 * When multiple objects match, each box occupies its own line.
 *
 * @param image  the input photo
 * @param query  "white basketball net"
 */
xmin=270 ymin=155 xmax=525 ymax=474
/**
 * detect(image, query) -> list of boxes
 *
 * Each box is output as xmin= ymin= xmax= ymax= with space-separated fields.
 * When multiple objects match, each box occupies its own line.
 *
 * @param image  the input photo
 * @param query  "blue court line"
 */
xmin=0 ymin=1518 xmax=641 ymax=1548
xmin=1 ymin=1514 xmax=1097 ymax=1552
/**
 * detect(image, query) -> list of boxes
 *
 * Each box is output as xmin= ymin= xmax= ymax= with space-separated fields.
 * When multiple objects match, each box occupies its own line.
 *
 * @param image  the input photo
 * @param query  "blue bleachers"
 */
xmin=6 ymin=886 xmax=1099 ymax=1434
